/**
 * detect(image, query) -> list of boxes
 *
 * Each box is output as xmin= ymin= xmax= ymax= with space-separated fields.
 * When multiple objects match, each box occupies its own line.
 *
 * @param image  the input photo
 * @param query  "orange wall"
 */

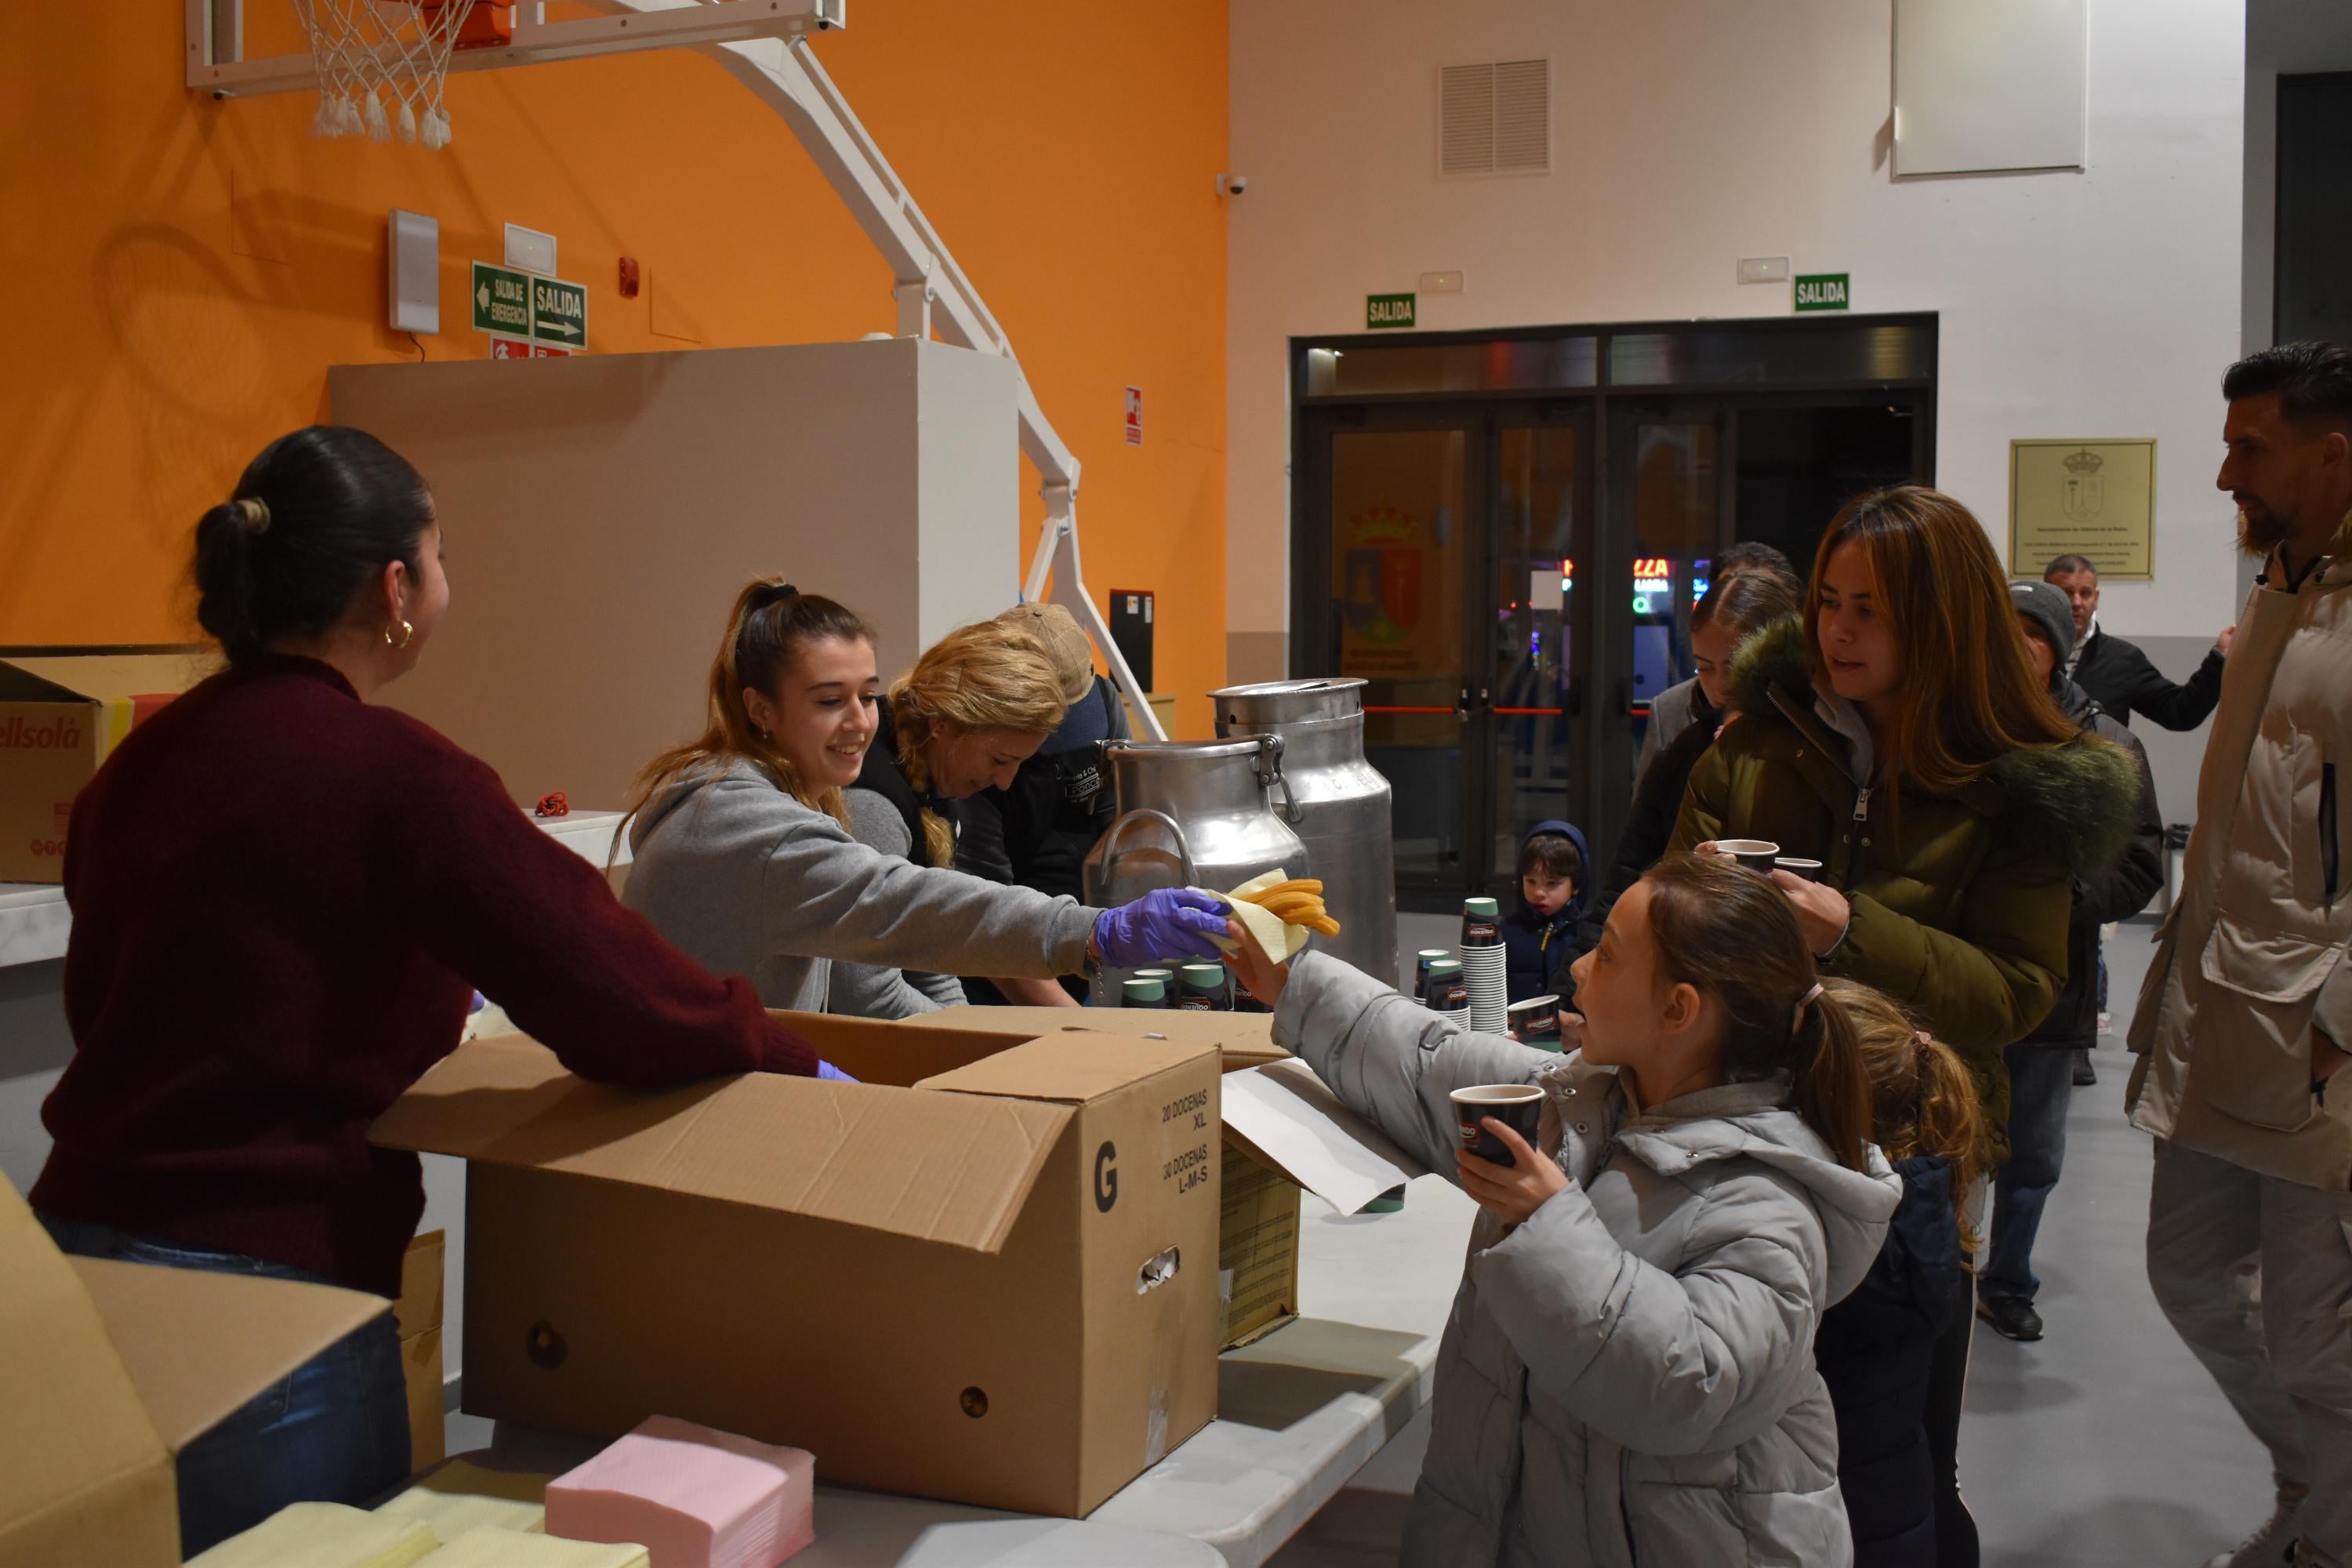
xmin=0 ymin=2 xmax=1227 ymax=736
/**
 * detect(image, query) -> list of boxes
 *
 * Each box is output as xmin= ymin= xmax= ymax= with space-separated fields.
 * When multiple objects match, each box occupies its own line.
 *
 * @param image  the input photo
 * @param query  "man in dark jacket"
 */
xmin=1977 ymin=584 xmax=2165 ymax=1342
xmin=1501 ymin=819 xmax=1591 ymax=1006
xmin=2044 ymin=554 xmax=2234 ymax=730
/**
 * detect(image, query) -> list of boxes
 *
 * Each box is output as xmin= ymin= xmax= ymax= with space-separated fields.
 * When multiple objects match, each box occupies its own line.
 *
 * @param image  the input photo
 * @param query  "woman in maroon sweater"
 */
xmin=30 ymin=426 xmax=823 ymax=1555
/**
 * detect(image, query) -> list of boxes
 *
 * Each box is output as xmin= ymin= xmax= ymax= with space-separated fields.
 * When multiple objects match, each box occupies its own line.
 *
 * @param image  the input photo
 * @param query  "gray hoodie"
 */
xmin=1275 ymin=951 xmax=1900 ymax=1568
xmin=622 ymin=759 xmax=1095 ymax=1013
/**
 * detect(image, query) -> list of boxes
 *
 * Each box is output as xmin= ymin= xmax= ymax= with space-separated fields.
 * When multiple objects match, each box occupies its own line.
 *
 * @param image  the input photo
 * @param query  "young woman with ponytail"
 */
xmin=619 ymin=581 xmax=1227 ymax=1018
xmin=1810 ymin=980 xmax=1986 ymax=1568
xmin=1225 ymin=852 xmax=1901 ymax=1567
xmin=31 ymin=428 xmax=835 ymax=1556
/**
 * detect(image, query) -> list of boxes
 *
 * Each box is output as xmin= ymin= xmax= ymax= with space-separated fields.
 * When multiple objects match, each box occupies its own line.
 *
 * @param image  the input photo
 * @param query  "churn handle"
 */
xmin=1256 ymin=734 xmax=1302 ymax=823
xmin=1098 ymin=808 xmax=1199 ymax=890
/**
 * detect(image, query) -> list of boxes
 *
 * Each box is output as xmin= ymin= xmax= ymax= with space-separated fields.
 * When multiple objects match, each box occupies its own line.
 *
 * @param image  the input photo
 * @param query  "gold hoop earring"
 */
xmin=385 ymin=619 xmax=415 ymax=649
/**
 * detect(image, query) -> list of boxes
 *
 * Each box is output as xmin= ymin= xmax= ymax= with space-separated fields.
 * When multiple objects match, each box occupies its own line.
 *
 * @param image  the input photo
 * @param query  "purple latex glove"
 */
xmin=816 ymin=1060 xmax=857 ymax=1083
xmin=1094 ymin=887 xmax=1232 ymax=967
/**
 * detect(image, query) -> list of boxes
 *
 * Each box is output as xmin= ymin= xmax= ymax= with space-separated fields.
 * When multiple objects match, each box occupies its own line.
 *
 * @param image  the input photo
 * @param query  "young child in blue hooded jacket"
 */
xmin=1501 ymin=821 xmax=1590 ymax=1005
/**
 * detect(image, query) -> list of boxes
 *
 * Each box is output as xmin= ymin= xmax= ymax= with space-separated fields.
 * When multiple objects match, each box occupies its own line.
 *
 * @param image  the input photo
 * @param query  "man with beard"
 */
xmin=2129 ymin=340 xmax=2352 ymax=1568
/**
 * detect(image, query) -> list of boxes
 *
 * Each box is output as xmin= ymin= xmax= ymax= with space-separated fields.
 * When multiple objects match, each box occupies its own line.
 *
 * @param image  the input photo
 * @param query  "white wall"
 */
xmin=1229 ymin=0 xmax=2246 ymax=670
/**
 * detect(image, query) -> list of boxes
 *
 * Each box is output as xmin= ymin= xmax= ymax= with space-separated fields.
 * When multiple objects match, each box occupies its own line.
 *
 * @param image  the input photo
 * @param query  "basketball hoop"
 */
xmin=290 ymin=0 xmax=501 ymax=149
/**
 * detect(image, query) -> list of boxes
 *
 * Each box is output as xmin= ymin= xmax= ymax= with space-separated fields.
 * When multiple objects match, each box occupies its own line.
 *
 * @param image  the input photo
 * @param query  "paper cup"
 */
xmin=1506 ymin=994 xmax=1562 ymax=1046
xmin=1711 ymin=838 xmax=1781 ymax=872
xmin=1450 ymin=1084 xmax=1544 ymax=1166
xmin=1774 ymin=857 xmax=1824 ymax=882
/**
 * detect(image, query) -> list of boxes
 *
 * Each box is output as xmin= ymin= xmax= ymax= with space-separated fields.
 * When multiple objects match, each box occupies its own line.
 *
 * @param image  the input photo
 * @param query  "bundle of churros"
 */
xmin=1233 ymin=877 xmax=1341 ymax=937
xmin=1202 ymin=867 xmax=1341 ymax=966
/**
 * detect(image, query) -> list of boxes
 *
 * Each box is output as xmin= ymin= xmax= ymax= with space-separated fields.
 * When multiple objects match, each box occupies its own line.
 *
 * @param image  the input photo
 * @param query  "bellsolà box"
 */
xmin=909 ymin=1007 xmax=1304 ymax=1350
xmin=0 ymin=1176 xmax=386 ymax=1566
xmin=368 ymin=1011 xmax=1230 ymax=1519
xmin=0 ymin=650 xmax=211 ymax=884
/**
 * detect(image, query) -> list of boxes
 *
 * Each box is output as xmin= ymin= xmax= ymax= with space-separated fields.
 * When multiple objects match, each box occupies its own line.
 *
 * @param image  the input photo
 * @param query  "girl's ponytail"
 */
xmin=1819 ymin=977 xmax=1987 ymax=1251
xmin=1792 ymin=985 xmax=1874 ymax=1173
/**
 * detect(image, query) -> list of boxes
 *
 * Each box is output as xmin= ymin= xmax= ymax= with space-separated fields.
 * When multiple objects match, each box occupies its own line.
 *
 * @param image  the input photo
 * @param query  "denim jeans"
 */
xmin=1980 ymin=1044 xmax=2075 ymax=1305
xmin=38 ymin=1214 xmax=411 ymax=1558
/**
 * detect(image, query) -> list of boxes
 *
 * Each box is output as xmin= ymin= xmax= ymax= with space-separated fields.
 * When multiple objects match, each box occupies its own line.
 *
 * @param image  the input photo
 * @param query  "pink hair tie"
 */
xmin=1791 ymin=982 xmax=1824 ymax=1036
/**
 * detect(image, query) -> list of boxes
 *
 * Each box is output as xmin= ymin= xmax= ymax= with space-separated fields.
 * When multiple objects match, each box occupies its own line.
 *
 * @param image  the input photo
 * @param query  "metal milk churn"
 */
xmin=1082 ymin=736 xmax=1308 ymax=1003
xmin=1210 ymin=678 xmax=1397 ymax=987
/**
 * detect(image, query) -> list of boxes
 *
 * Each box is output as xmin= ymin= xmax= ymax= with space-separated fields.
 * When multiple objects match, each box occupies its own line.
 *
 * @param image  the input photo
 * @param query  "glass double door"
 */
xmin=1299 ymin=403 xmax=1598 ymax=906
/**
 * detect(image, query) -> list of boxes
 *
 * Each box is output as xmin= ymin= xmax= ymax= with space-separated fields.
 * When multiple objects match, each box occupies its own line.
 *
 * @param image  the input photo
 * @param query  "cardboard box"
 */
xmin=396 ymin=1231 xmax=448 ymax=1472
xmin=0 ymin=650 xmax=210 ymax=884
xmin=368 ymin=1013 xmax=1230 ymax=1519
xmin=915 ymin=1007 xmax=1301 ymax=1347
xmin=0 ymin=1177 xmax=387 ymax=1566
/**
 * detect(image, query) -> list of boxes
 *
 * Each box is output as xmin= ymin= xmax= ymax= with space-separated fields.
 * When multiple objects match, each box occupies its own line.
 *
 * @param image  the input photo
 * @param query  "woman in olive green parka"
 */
xmin=1671 ymin=613 xmax=2138 ymax=1160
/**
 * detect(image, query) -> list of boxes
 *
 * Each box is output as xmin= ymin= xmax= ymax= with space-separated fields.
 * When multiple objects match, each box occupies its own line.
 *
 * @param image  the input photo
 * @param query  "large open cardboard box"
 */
xmin=370 ymin=1011 xmax=1243 ymax=1519
xmin=0 ymin=1178 xmax=389 ymax=1566
xmin=0 ymin=650 xmax=211 ymax=884
xmin=913 ymin=1006 xmax=1303 ymax=1348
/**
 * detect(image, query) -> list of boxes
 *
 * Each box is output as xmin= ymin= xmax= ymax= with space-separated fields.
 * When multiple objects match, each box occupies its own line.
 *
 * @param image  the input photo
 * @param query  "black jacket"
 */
xmin=953 ymin=675 xmax=1127 ymax=902
xmin=2071 ymin=626 xmax=2224 ymax=731
xmin=1813 ymin=1154 xmax=1965 ymax=1568
xmin=853 ymin=699 xmax=953 ymax=868
xmin=1588 ymin=711 xmax=1719 ymax=939
xmin=2020 ymin=679 xmax=2165 ymax=1047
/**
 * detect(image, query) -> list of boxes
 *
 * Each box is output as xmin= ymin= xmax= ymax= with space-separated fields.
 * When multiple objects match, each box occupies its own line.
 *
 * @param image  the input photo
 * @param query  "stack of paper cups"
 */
xmin=1421 ymin=957 xmax=1470 ymax=1029
xmin=1459 ymin=896 xmax=1508 ymax=1033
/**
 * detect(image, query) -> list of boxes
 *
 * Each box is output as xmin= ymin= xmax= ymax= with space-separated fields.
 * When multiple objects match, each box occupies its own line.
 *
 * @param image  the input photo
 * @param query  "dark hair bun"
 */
xmin=190 ymin=426 xmax=433 ymax=664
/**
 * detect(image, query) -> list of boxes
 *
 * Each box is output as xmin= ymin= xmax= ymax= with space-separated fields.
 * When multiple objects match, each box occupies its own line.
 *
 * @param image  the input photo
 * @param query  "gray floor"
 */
xmin=1266 ymin=913 xmax=2278 ymax=1568
xmin=444 ymin=916 xmax=2281 ymax=1567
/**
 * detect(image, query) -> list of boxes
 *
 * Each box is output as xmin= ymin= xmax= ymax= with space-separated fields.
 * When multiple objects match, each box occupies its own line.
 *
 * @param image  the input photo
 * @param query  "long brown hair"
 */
xmin=1821 ymin=978 xmax=1984 ymax=1252
xmin=1642 ymin=854 xmax=1873 ymax=1170
xmin=1807 ymin=485 xmax=2077 ymax=797
xmin=620 ymin=579 xmax=875 ymax=852
xmin=887 ymin=619 xmax=1066 ymax=866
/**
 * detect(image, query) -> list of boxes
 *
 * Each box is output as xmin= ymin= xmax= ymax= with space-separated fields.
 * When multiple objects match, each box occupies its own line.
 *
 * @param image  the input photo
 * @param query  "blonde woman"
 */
xmin=850 ymin=612 xmax=1091 ymax=1008
xmin=620 ymin=581 xmax=1227 ymax=1019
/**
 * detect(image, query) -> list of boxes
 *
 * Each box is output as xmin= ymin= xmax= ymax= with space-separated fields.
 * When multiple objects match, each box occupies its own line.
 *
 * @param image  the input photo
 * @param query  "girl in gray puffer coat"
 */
xmin=1227 ymin=852 xmax=1903 ymax=1567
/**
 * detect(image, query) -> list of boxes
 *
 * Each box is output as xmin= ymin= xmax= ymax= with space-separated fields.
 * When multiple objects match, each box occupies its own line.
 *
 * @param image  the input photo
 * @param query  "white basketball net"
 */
xmin=291 ymin=0 xmax=478 ymax=150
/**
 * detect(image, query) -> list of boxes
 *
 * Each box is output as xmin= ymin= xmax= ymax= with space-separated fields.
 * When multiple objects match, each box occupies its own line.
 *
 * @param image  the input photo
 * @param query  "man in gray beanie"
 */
xmin=1974 ymin=582 xmax=2164 ymax=1341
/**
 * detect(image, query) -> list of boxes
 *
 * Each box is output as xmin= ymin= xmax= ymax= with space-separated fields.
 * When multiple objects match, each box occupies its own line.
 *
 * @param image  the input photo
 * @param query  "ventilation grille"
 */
xmin=1440 ymin=59 xmax=1550 ymax=177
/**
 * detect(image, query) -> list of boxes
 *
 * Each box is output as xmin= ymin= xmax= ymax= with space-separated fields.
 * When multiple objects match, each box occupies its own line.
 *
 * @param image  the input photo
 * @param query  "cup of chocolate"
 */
xmin=1450 ymin=1084 xmax=1545 ymax=1166
xmin=1774 ymin=857 xmax=1824 ymax=882
xmin=1711 ymin=838 xmax=1782 ymax=873
xmin=1506 ymin=994 xmax=1563 ymax=1048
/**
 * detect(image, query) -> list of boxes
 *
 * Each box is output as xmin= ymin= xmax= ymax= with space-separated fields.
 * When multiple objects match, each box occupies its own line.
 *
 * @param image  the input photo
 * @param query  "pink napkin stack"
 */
xmin=545 ymin=1415 xmax=815 ymax=1568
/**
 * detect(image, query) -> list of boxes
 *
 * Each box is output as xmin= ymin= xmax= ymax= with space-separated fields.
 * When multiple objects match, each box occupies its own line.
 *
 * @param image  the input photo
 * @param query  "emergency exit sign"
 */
xmin=1367 ymin=292 xmax=1417 ymax=329
xmin=1794 ymin=273 xmax=1850 ymax=312
xmin=473 ymin=260 xmax=589 ymax=353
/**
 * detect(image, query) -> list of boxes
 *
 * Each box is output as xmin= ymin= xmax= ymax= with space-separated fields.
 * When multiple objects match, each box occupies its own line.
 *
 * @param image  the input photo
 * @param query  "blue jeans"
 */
xmin=38 ymin=1214 xmax=411 ymax=1558
xmin=1980 ymin=1044 xmax=2075 ymax=1305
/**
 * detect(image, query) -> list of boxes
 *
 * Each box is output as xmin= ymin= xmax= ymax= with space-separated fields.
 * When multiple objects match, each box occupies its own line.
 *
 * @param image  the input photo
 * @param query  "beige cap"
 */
xmin=997 ymin=601 xmax=1098 ymax=705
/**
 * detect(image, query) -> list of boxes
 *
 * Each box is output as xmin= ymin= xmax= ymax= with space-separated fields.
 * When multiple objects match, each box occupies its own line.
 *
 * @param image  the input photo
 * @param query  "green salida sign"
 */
xmin=1367 ymin=292 xmax=1417 ymax=330
xmin=1794 ymin=273 xmax=1850 ymax=312
xmin=472 ymin=260 xmax=590 ymax=351
xmin=531 ymin=276 xmax=588 ymax=347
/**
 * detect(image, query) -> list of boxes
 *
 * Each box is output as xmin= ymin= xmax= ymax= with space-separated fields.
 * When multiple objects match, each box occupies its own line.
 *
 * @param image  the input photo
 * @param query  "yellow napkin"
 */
xmin=378 ymin=1460 xmax=554 ymax=1539
xmin=1196 ymin=869 xmax=1314 ymax=968
xmin=416 ymin=1528 xmax=649 ymax=1567
xmin=188 ymin=1503 xmax=435 ymax=1568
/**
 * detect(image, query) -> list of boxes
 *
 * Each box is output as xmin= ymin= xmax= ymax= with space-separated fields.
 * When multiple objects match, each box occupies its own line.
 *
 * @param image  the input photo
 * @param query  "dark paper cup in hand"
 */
xmin=1774 ymin=857 xmax=1824 ymax=882
xmin=1712 ymin=838 xmax=1781 ymax=872
xmin=1506 ymin=994 xmax=1562 ymax=1047
xmin=1450 ymin=1085 xmax=1545 ymax=1167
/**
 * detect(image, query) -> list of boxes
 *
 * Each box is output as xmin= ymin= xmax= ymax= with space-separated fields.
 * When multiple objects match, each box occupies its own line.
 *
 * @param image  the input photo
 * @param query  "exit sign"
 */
xmin=1366 ymin=292 xmax=1417 ymax=330
xmin=1795 ymin=273 xmax=1850 ymax=312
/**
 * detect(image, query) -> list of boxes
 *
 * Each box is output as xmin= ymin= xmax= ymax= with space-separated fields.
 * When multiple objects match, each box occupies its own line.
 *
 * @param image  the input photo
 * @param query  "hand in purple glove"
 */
xmin=816 ymin=1060 xmax=858 ymax=1083
xmin=1093 ymin=887 xmax=1232 ymax=967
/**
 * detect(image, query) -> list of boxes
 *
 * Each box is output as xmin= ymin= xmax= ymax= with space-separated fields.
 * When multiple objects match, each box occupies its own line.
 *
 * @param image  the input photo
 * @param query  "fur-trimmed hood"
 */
xmin=1726 ymin=615 xmax=2141 ymax=878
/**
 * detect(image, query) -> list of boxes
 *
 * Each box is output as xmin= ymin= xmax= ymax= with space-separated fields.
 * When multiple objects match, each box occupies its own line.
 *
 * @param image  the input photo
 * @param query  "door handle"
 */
xmin=1455 ymin=687 xmax=1492 ymax=720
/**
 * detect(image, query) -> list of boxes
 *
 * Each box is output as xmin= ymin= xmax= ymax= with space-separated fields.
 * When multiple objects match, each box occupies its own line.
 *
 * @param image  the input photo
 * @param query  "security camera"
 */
xmin=1215 ymin=172 xmax=1248 ymax=197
